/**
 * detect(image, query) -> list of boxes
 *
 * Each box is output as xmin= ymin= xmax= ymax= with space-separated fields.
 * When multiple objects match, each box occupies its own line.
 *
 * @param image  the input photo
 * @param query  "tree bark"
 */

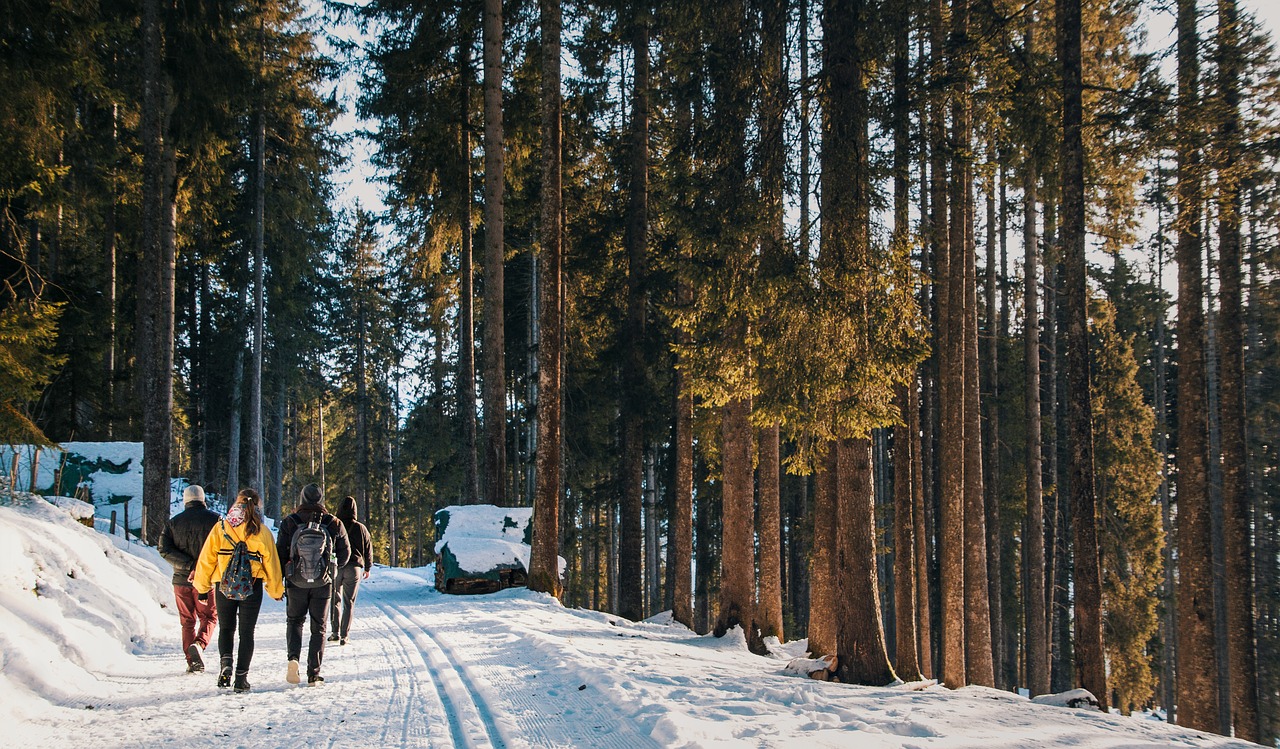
xmin=931 ymin=0 xmax=965 ymax=690
xmin=1175 ymin=0 xmax=1220 ymax=732
xmin=618 ymin=6 xmax=649 ymax=621
xmin=808 ymin=445 xmax=837 ymax=656
xmin=226 ymin=287 xmax=247 ymax=500
xmin=715 ymin=396 xmax=758 ymax=649
xmin=1023 ymin=160 xmax=1049 ymax=697
xmin=983 ymin=164 xmax=1003 ymax=688
xmin=895 ymin=386 xmax=921 ymax=680
xmin=249 ymin=84 xmax=266 ymax=493
xmin=482 ymin=0 xmax=507 ymax=507
xmin=1059 ymin=0 xmax=1107 ymax=709
xmin=528 ymin=0 xmax=563 ymax=598
xmin=1215 ymin=0 xmax=1259 ymax=738
xmin=759 ymin=425 xmax=784 ymax=641
xmin=836 ymin=437 xmax=896 ymax=684
xmin=458 ymin=26 xmax=480 ymax=504
xmin=673 ymin=300 xmax=694 ymax=628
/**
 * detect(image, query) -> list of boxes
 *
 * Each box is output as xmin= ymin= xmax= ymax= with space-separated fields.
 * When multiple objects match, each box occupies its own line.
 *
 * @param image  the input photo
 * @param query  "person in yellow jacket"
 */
xmin=193 ymin=488 xmax=284 ymax=693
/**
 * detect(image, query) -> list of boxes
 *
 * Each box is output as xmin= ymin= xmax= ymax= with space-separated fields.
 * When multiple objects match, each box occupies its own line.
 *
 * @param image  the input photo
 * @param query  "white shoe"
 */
xmin=286 ymin=659 xmax=301 ymax=684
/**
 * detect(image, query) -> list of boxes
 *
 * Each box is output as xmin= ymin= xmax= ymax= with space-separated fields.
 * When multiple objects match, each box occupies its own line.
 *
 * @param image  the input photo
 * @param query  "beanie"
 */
xmin=183 ymin=484 xmax=206 ymax=505
xmin=301 ymin=483 xmax=324 ymax=506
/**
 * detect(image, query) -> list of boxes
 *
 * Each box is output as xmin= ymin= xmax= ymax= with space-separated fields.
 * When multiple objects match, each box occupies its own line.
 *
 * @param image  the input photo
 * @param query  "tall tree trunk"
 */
xmin=1215 ymin=0 xmax=1259 ymax=738
xmin=952 ymin=0 xmax=994 ymax=687
xmin=758 ymin=426 xmax=783 ymax=640
xmin=458 ymin=27 xmax=480 ymax=504
xmin=891 ymin=10 xmax=919 ymax=678
xmin=356 ymin=279 xmax=370 ymax=521
xmin=1059 ymin=0 xmax=1107 ymax=709
xmin=1175 ymin=0 xmax=1220 ymax=732
xmin=755 ymin=0 xmax=786 ymax=643
xmin=249 ymin=84 xmax=266 ymax=493
xmin=1154 ymin=161 xmax=1177 ymax=722
xmin=808 ymin=445 xmax=837 ymax=655
xmin=139 ymin=0 xmax=174 ymax=545
xmin=1023 ymin=160 xmax=1049 ymax=697
xmin=695 ymin=463 xmax=714 ymax=634
xmin=482 ymin=0 xmax=507 ymax=507
xmin=823 ymin=0 xmax=894 ymax=684
xmin=618 ymin=6 xmax=649 ymax=622
xmin=715 ymin=396 xmax=758 ymax=648
xmin=105 ymin=101 xmax=119 ymax=440
xmin=931 ymin=0 xmax=965 ymax=690
xmin=673 ymin=296 xmax=694 ymax=628
xmin=984 ymin=163 xmax=1003 ymax=688
xmin=226 ymin=287 xmax=247 ymax=500
xmin=528 ymin=0 xmax=563 ymax=598
xmin=837 ymin=437 xmax=897 ymax=684
xmin=895 ymin=386 xmax=921 ymax=680
xmin=917 ymin=36 xmax=936 ymax=678
xmin=270 ymin=375 xmax=285 ymax=519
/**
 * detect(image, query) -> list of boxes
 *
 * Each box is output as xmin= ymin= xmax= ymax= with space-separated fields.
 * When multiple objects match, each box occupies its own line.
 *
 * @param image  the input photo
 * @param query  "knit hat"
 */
xmin=183 ymin=484 xmax=206 ymax=505
xmin=300 ymin=484 xmax=324 ymax=506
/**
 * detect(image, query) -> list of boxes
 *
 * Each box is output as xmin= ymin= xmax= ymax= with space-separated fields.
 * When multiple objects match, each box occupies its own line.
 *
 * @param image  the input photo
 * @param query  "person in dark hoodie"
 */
xmin=328 ymin=496 xmax=372 ymax=646
xmin=276 ymin=483 xmax=350 ymax=685
xmin=158 ymin=484 xmax=221 ymax=672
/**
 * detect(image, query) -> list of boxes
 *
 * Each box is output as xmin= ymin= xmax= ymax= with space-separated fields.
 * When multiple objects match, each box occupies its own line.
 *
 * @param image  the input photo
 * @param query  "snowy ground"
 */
xmin=2 ymin=494 xmax=1263 ymax=749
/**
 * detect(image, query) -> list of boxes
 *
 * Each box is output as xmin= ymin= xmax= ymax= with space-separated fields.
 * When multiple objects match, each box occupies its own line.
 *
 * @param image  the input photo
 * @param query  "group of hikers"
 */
xmin=158 ymin=483 xmax=373 ymax=693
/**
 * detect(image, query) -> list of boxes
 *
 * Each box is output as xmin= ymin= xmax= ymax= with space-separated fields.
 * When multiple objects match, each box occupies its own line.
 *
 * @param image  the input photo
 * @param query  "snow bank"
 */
xmin=0 ymin=491 xmax=174 ymax=722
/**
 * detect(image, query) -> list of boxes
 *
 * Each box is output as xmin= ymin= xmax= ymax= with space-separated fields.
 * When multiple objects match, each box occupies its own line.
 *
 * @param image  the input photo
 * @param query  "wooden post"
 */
xmin=110 ymin=510 xmax=117 ymax=536
xmin=124 ymin=503 xmax=129 ymax=542
xmin=29 ymin=450 xmax=41 ymax=493
xmin=9 ymin=453 xmax=19 ymax=497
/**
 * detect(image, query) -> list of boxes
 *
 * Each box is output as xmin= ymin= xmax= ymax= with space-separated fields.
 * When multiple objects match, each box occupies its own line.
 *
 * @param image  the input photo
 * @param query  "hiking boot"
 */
xmin=233 ymin=673 xmax=251 ymax=693
xmin=186 ymin=644 xmax=204 ymax=672
xmin=286 ymin=659 xmax=301 ymax=684
xmin=340 ymin=638 xmax=347 ymax=646
xmin=308 ymin=674 xmax=324 ymax=686
xmin=217 ymin=667 xmax=232 ymax=689
xmin=327 ymin=633 xmax=340 ymax=642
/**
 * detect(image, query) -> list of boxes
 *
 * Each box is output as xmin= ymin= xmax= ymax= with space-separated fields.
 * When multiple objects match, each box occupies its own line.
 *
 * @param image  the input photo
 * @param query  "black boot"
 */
xmin=217 ymin=658 xmax=232 ymax=689
xmin=233 ymin=672 xmax=252 ymax=693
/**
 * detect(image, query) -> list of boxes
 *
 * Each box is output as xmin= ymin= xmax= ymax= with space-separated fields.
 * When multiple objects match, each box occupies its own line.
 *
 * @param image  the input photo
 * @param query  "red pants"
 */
xmin=174 ymin=585 xmax=218 ymax=659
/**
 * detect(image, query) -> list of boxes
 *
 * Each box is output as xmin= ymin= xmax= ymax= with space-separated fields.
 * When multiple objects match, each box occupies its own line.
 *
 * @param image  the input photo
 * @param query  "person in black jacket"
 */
xmin=328 ymin=496 xmax=372 ymax=645
xmin=158 ymin=484 xmax=221 ymax=672
xmin=276 ymin=484 xmax=350 ymax=685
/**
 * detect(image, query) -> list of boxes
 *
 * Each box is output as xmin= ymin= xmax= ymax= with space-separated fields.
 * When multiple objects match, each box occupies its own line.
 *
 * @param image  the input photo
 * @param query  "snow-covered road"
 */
xmin=3 ymin=497 xmax=1264 ymax=749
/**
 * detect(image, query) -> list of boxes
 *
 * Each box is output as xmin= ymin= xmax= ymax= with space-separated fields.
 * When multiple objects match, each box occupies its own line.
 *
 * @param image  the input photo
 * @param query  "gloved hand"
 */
xmin=197 ymin=591 xmax=209 ymax=602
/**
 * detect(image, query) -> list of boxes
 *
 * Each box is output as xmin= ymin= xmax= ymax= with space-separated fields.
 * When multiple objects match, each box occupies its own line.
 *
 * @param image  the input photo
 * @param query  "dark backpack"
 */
xmin=219 ymin=521 xmax=261 ymax=601
xmin=286 ymin=517 xmax=336 ymax=588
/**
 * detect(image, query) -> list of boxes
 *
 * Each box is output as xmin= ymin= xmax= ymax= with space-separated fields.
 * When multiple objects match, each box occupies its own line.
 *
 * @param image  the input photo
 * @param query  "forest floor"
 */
xmin=2 ymin=494 xmax=1262 ymax=749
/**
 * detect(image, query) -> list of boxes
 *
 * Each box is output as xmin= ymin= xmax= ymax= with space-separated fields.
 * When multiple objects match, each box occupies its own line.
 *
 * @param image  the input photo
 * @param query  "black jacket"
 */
xmin=158 ymin=501 xmax=222 ymax=587
xmin=276 ymin=504 xmax=351 ymax=585
xmin=341 ymin=518 xmax=373 ymax=571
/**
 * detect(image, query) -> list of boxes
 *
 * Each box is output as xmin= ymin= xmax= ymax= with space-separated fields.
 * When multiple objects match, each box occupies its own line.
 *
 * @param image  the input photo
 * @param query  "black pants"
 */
xmin=329 ymin=566 xmax=361 ymax=640
xmin=215 ymin=579 xmax=264 ymax=676
xmin=286 ymin=585 xmax=330 ymax=678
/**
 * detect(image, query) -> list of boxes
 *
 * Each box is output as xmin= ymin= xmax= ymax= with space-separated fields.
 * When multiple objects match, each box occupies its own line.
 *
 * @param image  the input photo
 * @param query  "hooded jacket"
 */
xmin=158 ymin=500 xmax=222 ymax=587
xmin=335 ymin=496 xmax=372 ymax=571
xmin=192 ymin=509 xmax=285 ymax=600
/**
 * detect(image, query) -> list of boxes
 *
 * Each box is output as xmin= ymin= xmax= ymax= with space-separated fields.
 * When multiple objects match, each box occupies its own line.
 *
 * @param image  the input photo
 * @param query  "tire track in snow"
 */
xmin=377 ymin=599 xmax=504 ymax=749
xmin=363 ymin=609 xmax=448 ymax=748
xmin=398 ymin=606 xmax=659 ymax=749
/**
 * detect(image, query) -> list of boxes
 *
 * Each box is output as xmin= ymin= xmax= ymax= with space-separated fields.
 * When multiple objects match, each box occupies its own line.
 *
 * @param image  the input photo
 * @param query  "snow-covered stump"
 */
xmin=784 ymin=654 xmax=838 ymax=681
xmin=1031 ymin=688 xmax=1103 ymax=711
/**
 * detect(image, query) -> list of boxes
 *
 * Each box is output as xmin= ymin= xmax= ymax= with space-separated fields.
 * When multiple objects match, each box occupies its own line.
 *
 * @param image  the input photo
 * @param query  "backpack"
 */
xmin=219 ymin=520 xmax=262 ymax=601
xmin=286 ymin=516 xmax=336 ymax=588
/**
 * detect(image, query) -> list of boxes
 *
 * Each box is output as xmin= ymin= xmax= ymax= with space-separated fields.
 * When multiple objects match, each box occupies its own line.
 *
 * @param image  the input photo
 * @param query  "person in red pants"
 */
xmin=159 ymin=485 xmax=222 ymax=672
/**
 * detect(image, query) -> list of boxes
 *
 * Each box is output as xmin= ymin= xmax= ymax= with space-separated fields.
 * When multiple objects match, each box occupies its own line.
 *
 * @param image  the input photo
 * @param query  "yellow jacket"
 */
xmin=193 ymin=517 xmax=285 ymax=600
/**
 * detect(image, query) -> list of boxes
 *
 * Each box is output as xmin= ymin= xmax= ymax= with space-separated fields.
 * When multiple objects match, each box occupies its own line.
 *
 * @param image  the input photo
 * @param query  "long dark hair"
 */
xmin=235 ymin=488 xmax=263 ymax=537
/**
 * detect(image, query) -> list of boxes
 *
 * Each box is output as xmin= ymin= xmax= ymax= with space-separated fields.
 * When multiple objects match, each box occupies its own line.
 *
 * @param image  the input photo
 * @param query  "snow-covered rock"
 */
xmin=1032 ymin=688 xmax=1104 ymax=711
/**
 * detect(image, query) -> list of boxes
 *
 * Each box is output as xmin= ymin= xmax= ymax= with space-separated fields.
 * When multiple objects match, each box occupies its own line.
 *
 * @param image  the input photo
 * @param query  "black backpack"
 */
xmin=286 ymin=516 xmax=336 ymax=588
xmin=219 ymin=520 xmax=262 ymax=601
